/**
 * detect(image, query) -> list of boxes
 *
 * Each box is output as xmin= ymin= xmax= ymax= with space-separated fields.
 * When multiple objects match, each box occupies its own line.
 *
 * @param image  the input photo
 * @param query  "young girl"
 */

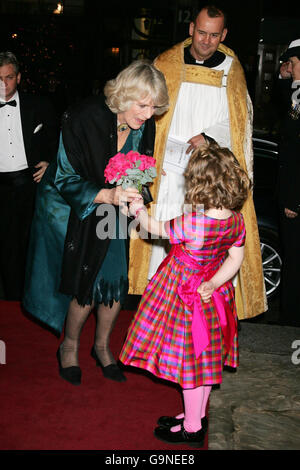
xmin=119 ymin=143 xmax=251 ymax=447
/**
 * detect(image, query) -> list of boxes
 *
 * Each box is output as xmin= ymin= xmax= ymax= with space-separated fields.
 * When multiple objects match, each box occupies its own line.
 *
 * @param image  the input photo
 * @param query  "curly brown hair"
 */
xmin=184 ymin=143 xmax=251 ymax=211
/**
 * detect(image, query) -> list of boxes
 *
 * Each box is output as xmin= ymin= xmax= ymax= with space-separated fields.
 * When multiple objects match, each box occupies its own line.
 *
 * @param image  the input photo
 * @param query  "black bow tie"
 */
xmin=0 ymin=100 xmax=17 ymax=108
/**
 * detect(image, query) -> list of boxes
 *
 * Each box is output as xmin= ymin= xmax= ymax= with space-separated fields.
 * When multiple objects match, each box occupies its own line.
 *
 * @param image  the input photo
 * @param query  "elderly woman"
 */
xmin=23 ymin=60 xmax=169 ymax=385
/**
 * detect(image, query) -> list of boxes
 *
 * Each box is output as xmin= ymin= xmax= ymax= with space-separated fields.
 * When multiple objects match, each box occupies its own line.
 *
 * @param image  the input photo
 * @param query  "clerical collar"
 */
xmin=184 ymin=47 xmax=226 ymax=68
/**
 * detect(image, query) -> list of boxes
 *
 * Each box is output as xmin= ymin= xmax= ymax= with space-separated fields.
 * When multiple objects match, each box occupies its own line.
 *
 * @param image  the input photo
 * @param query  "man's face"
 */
xmin=189 ymin=9 xmax=227 ymax=62
xmin=287 ymin=56 xmax=300 ymax=81
xmin=0 ymin=63 xmax=21 ymax=101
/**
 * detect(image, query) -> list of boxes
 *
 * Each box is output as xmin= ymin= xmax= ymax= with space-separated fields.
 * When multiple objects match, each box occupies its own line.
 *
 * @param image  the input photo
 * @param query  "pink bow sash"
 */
xmin=159 ymin=245 xmax=236 ymax=358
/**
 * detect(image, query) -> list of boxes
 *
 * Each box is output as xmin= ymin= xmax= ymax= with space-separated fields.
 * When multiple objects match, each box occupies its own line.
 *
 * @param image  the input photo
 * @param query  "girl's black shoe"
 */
xmin=157 ymin=415 xmax=208 ymax=432
xmin=56 ymin=347 xmax=81 ymax=386
xmin=90 ymin=347 xmax=126 ymax=382
xmin=154 ymin=424 xmax=205 ymax=448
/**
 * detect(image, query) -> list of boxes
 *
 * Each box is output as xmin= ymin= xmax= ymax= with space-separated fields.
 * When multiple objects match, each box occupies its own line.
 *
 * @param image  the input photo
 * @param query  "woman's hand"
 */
xmin=94 ymin=186 xmax=142 ymax=206
xmin=197 ymin=280 xmax=215 ymax=303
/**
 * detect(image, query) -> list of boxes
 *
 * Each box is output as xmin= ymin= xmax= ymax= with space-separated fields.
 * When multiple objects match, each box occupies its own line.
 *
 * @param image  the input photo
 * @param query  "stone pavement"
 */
xmin=208 ymin=321 xmax=300 ymax=450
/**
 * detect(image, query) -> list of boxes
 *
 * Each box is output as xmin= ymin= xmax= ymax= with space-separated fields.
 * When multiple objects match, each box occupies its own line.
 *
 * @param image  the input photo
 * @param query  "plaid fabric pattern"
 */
xmin=120 ymin=211 xmax=245 ymax=388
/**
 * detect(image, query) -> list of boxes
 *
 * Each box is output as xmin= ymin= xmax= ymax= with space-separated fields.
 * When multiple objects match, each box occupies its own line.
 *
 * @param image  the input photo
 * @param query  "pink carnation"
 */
xmin=126 ymin=151 xmax=141 ymax=163
xmin=137 ymin=155 xmax=156 ymax=171
xmin=104 ymin=150 xmax=156 ymax=188
xmin=104 ymin=152 xmax=135 ymax=182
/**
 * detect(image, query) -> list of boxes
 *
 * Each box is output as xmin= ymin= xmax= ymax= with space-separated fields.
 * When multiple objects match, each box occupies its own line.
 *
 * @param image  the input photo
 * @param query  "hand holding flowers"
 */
xmin=94 ymin=184 xmax=141 ymax=208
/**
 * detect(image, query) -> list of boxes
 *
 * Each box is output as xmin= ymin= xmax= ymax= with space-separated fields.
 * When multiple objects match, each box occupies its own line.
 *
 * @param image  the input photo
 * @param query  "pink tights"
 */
xmin=171 ymin=385 xmax=211 ymax=433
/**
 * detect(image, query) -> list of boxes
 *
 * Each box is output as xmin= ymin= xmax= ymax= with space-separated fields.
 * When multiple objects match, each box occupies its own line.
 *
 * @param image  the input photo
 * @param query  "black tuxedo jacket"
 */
xmin=278 ymin=84 xmax=300 ymax=212
xmin=18 ymin=92 xmax=59 ymax=170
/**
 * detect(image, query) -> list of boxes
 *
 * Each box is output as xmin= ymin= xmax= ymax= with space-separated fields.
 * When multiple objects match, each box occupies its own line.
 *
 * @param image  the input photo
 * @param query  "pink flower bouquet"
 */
xmin=104 ymin=151 xmax=156 ymax=202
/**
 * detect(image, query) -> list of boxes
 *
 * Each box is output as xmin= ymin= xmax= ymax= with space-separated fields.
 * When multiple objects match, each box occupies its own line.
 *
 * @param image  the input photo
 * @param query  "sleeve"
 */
xmin=233 ymin=213 xmax=246 ymax=247
xmin=54 ymin=134 xmax=100 ymax=220
xmin=276 ymin=77 xmax=293 ymax=118
xmin=164 ymin=212 xmax=203 ymax=245
xmin=38 ymin=96 xmax=59 ymax=163
xmin=202 ymin=117 xmax=231 ymax=149
xmin=280 ymin=114 xmax=300 ymax=211
xmin=164 ymin=214 xmax=186 ymax=244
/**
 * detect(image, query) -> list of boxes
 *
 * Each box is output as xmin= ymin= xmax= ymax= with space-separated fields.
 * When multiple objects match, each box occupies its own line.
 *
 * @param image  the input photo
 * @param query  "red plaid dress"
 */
xmin=120 ymin=211 xmax=246 ymax=389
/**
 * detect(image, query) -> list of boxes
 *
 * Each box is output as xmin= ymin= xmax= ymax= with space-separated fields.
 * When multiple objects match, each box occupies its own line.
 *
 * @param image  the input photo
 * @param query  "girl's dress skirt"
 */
xmin=120 ymin=248 xmax=238 ymax=389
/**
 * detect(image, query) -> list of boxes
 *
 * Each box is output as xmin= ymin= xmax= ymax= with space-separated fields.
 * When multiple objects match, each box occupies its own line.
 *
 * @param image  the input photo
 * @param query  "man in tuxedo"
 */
xmin=277 ymin=40 xmax=300 ymax=325
xmin=0 ymin=51 xmax=59 ymax=300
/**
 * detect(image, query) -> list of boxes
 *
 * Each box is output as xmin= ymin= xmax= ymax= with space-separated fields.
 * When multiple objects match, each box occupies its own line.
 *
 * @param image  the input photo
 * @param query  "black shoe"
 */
xmin=157 ymin=415 xmax=208 ymax=432
xmin=56 ymin=347 xmax=81 ymax=386
xmin=154 ymin=424 xmax=205 ymax=448
xmin=223 ymin=365 xmax=237 ymax=373
xmin=90 ymin=347 xmax=126 ymax=382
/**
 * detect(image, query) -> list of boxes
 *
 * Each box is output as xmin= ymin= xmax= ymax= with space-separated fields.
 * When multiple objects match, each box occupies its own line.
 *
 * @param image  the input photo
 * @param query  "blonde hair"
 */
xmin=184 ymin=143 xmax=251 ymax=211
xmin=104 ymin=60 xmax=169 ymax=115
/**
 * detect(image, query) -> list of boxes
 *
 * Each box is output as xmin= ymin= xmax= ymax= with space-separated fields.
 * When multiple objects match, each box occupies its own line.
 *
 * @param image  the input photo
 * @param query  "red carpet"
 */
xmin=0 ymin=301 xmax=208 ymax=451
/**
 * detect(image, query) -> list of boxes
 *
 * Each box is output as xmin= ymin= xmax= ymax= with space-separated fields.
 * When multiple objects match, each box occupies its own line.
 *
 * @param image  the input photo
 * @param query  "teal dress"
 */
xmin=23 ymin=129 xmax=142 ymax=334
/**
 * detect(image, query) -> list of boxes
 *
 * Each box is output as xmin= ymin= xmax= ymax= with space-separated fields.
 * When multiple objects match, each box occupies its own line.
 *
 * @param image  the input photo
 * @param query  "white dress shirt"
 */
xmin=0 ymin=91 xmax=28 ymax=172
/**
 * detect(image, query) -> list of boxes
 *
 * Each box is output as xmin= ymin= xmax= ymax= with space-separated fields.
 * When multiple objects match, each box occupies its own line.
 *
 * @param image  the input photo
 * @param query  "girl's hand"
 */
xmin=197 ymin=281 xmax=215 ymax=303
xmin=114 ymin=186 xmax=142 ymax=206
xmin=128 ymin=198 xmax=146 ymax=218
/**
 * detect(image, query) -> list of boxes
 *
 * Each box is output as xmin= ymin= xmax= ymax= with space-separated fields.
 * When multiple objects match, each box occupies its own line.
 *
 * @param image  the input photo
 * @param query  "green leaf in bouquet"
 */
xmin=140 ymin=174 xmax=152 ymax=184
xmin=126 ymin=168 xmax=142 ymax=177
xmin=147 ymin=167 xmax=157 ymax=178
